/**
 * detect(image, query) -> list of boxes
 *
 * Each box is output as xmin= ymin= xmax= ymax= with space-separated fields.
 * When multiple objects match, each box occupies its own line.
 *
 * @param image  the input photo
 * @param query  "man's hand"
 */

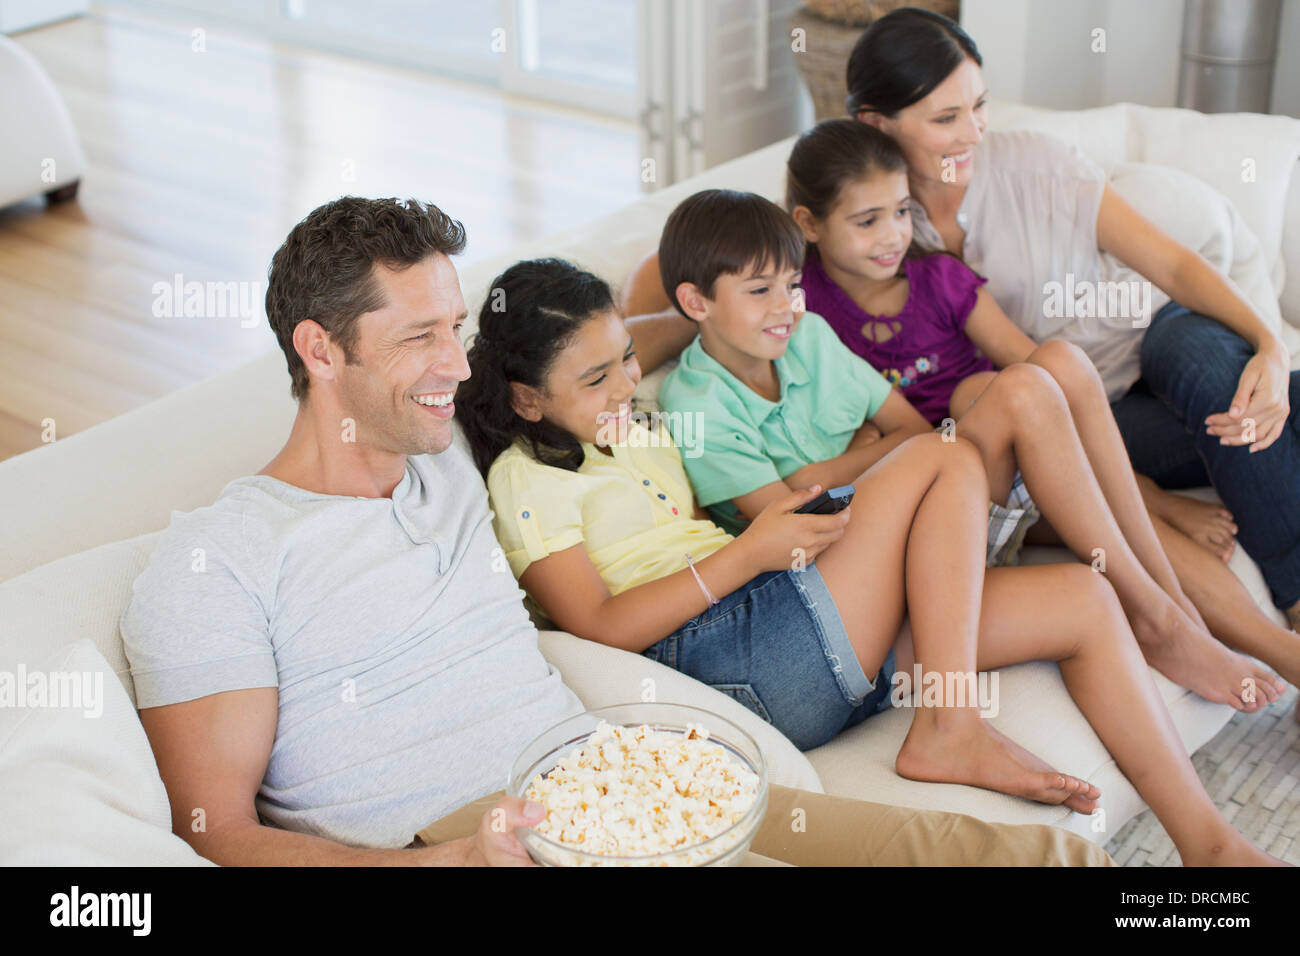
xmin=455 ymin=796 xmax=546 ymax=866
xmin=1204 ymin=345 xmax=1292 ymax=453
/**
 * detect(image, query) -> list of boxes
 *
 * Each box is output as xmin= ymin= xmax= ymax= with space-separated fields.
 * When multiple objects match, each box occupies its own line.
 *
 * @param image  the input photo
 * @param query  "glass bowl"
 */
xmin=508 ymin=702 xmax=769 ymax=867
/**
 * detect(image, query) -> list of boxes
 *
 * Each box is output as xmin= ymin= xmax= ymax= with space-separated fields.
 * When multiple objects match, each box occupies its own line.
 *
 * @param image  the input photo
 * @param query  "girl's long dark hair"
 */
xmin=844 ymin=7 xmax=982 ymax=118
xmin=458 ymin=257 xmax=616 ymax=477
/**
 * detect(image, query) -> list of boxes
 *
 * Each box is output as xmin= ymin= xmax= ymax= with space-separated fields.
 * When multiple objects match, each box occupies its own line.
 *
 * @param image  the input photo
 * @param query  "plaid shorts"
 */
xmin=986 ymin=472 xmax=1040 ymax=567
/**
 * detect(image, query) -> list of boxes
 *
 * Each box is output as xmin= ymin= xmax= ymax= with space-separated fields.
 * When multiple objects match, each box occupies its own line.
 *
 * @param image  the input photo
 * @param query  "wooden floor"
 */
xmin=0 ymin=4 xmax=641 ymax=461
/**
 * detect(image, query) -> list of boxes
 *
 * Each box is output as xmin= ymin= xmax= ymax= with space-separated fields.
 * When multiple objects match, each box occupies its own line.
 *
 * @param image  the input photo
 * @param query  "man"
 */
xmin=121 ymin=196 xmax=1112 ymax=866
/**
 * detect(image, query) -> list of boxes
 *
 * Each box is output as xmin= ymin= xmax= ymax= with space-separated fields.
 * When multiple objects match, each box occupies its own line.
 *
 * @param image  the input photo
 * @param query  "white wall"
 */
xmin=961 ymin=0 xmax=1297 ymax=117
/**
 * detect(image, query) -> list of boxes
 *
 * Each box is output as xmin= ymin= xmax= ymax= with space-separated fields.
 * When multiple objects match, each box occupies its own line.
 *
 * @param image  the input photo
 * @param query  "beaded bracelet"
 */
xmin=684 ymin=553 xmax=720 ymax=606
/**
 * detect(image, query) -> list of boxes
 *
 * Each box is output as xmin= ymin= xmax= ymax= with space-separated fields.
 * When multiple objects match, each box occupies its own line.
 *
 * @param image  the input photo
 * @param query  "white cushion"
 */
xmin=1103 ymin=162 xmax=1300 ymax=360
xmin=987 ymin=100 xmax=1300 ymax=299
xmin=0 ymin=638 xmax=211 ymax=865
xmin=0 ymin=532 xmax=163 ymax=706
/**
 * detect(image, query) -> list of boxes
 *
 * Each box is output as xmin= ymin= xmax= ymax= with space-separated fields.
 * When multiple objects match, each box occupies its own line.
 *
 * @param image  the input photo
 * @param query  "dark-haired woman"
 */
xmin=840 ymin=7 xmax=1300 ymax=646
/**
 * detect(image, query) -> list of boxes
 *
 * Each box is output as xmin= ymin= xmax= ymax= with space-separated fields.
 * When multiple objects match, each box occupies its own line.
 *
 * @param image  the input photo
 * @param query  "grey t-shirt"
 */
xmin=120 ymin=441 xmax=582 ymax=849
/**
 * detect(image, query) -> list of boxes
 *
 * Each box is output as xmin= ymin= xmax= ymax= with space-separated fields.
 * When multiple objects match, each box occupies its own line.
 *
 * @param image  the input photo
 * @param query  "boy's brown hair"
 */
xmin=657 ymin=189 xmax=806 ymax=320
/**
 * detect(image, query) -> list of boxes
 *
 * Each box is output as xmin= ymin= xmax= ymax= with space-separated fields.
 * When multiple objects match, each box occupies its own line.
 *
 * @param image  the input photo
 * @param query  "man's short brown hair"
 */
xmin=265 ymin=197 xmax=467 ymax=401
xmin=657 ymin=189 xmax=806 ymax=319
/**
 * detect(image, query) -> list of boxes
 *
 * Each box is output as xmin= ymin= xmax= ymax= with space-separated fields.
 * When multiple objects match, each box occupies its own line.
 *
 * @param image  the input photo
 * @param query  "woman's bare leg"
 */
xmin=814 ymin=433 xmax=1096 ymax=806
xmin=895 ymin=563 xmax=1281 ymax=865
xmin=955 ymin=360 xmax=1283 ymax=711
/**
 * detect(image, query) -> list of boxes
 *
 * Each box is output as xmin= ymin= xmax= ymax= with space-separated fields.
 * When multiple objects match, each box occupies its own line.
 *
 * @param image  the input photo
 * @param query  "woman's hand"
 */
xmin=1204 ymin=344 xmax=1292 ymax=453
xmin=738 ymin=484 xmax=851 ymax=573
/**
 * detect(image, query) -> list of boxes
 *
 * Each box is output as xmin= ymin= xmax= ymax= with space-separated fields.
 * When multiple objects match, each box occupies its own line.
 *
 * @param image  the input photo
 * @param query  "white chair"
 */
xmin=0 ymin=33 xmax=85 ymax=208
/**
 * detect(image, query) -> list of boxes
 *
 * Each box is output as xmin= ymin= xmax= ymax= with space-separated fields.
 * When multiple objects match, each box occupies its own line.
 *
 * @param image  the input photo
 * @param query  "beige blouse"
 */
xmin=910 ymin=129 xmax=1149 ymax=400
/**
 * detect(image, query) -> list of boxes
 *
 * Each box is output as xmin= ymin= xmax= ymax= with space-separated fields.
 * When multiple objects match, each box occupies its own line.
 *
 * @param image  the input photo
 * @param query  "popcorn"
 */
xmin=525 ymin=720 xmax=761 ymax=865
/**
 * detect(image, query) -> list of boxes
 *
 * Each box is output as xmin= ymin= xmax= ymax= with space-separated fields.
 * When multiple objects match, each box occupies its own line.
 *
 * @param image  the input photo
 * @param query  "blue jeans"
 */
xmin=1110 ymin=300 xmax=1300 ymax=610
xmin=641 ymin=565 xmax=895 ymax=751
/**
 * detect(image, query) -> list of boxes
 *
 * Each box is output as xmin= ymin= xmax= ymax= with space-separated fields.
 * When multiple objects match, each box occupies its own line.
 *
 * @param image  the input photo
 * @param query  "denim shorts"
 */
xmin=641 ymin=564 xmax=895 ymax=751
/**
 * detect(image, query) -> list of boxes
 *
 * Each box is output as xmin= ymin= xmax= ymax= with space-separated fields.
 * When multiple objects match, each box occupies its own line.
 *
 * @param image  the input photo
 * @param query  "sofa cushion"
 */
xmin=0 ymin=638 xmax=211 ymax=865
xmin=807 ymin=655 xmax=1233 ymax=845
xmin=0 ymin=531 xmax=163 ymax=706
xmin=987 ymin=100 xmax=1300 ymax=300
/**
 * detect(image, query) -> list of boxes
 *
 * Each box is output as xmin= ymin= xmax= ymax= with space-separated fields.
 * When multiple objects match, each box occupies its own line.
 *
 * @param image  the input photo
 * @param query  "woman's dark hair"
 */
xmin=786 ymin=119 xmax=908 ymax=223
xmin=457 ymin=257 xmax=616 ymax=477
xmin=844 ymin=7 xmax=982 ymax=118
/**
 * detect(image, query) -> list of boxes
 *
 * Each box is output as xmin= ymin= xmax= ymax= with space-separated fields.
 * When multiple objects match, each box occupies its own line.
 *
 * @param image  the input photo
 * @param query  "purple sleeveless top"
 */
xmin=801 ymin=246 xmax=994 ymax=426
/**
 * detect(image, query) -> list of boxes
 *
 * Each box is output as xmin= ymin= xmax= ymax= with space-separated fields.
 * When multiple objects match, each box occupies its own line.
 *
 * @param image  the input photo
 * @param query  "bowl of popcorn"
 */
xmin=509 ymin=703 xmax=769 ymax=866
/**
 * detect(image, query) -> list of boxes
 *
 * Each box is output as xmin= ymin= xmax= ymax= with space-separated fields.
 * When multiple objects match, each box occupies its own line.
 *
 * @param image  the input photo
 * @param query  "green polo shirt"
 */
xmin=660 ymin=310 xmax=894 ymax=535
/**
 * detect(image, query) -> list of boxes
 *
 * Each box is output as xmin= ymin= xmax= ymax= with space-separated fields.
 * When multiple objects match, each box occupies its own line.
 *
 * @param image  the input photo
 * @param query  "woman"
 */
xmin=842 ymin=7 xmax=1300 ymax=645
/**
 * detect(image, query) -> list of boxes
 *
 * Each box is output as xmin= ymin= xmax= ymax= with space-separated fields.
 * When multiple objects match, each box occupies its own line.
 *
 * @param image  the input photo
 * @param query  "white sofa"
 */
xmin=3 ymin=99 xmax=1300 ymax=865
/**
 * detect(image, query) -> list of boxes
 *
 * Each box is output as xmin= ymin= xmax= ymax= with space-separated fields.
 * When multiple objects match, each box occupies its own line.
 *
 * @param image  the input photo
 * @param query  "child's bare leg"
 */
xmin=949 ymin=370 xmax=998 ymax=422
xmin=1137 ymin=474 xmax=1237 ymax=563
xmin=932 ymin=562 xmax=1280 ymax=865
xmin=955 ymin=362 xmax=1282 ymax=711
xmin=1019 ymin=509 xmax=1294 ymax=697
xmin=619 ymin=250 xmax=673 ymax=316
xmin=1026 ymin=340 xmax=1286 ymax=704
xmin=1025 ymin=342 xmax=1206 ymax=611
xmin=814 ymin=433 xmax=1094 ymax=806
xmin=1151 ymin=512 xmax=1300 ymax=691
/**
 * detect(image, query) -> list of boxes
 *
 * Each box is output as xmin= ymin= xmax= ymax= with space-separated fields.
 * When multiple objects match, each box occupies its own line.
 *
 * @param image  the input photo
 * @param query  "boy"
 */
xmin=657 ymin=189 xmax=1038 ymax=567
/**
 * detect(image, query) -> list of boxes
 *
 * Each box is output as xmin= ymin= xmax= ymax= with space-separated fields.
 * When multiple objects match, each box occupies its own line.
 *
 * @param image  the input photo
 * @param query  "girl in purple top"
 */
xmin=802 ymin=243 xmax=990 ymax=427
xmin=788 ymin=119 xmax=1022 ymax=430
xmin=784 ymin=117 xmax=1293 ymax=713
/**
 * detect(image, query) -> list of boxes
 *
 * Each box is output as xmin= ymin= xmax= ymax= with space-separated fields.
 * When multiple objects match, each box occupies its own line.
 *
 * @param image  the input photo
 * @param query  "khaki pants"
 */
xmin=413 ymin=785 xmax=1114 ymax=866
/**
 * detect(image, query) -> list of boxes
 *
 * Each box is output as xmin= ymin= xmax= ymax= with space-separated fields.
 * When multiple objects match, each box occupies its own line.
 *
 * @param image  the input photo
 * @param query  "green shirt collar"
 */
xmin=684 ymin=335 xmax=810 ymax=425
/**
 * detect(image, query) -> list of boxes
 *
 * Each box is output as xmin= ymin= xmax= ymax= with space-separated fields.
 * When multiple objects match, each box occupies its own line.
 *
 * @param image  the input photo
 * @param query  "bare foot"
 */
xmin=1133 ymin=602 xmax=1288 ymax=712
xmin=1156 ymin=491 xmax=1237 ymax=563
xmin=896 ymin=710 xmax=1101 ymax=811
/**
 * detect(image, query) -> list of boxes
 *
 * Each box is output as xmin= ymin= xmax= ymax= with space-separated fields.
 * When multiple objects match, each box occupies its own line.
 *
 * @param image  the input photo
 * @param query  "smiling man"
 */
xmin=121 ymin=198 xmax=583 ymax=865
xmin=119 ymin=197 xmax=1113 ymax=867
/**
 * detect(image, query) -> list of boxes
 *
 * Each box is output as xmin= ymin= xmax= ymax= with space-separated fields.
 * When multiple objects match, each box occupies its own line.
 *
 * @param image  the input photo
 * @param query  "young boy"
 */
xmin=656 ymin=188 xmax=1039 ymax=567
